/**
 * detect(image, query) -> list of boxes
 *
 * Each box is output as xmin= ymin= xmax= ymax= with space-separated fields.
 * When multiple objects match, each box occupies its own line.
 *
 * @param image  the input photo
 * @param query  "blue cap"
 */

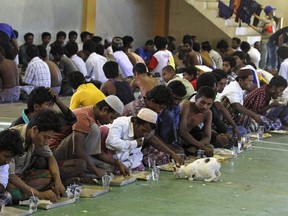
xmin=264 ymin=6 xmax=276 ymax=14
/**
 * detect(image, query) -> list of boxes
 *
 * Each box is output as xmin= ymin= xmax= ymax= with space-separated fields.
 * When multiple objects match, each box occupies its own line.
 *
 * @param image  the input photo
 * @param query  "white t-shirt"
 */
xmin=86 ymin=52 xmax=108 ymax=83
xmin=71 ymin=54 xmax=88 ymax=77
xmin=220 ymin=81 xmax=244 ymax=105
xmin=248 ymin=47 xmax=261 ymax=68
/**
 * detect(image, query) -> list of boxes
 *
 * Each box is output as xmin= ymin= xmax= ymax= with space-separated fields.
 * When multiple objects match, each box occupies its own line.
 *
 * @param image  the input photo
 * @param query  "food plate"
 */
xmin=0 ymin=207 xmax=32 ymax=216
xmin=133 ymin=171 xmax=152 ymax=181
xmin=249 ymin=133 xmax=272 ymax=139
xmin=269 ymin=130 xmax=288 ymax=134
xmin=19 ymin=197 xmax=75 ymax=210
xmin=110 ymin=175 xmax=137 ymax=186
xmin=157 ymin=163 xmax=174 ymax=172
xmin=80 ymin=185 xmax=110 ymax=198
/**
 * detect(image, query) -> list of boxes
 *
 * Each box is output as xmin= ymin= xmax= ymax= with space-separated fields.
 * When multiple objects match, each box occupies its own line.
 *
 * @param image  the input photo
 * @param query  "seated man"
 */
xmin=244 ymin=76 xmax=288 ymax=129
xmin=142 ymin=81 xmax=187 ymax=164
xmin=105 ymin=108 xmax=157 ymax=170
xmin=179 ymin=86 xmax=215 ymax=157
xmin=37 ymin=45 xmax=62 ymax=95
xmin=162 ymin=65 xmax=195 ymax=99
xmin=53 ymin=96 xmax=130 ymax=177
xmin=220 ymin=69 xmax=261 ymax=131
xmin=20 ymin=45 xmax=51 ymax=99
xmin=123 ymin=85 xmax=184 ymax=165
xmin=50 ymin=44 xmax=78 ymax=96
xmin=67 ymin=71 xmax=105 ymax=110
xmin=130 ymin=63 xmax=158 ymax=97
xmin=0 ymin=129 xmax=24 ymax=206
xmin=8 ymin=110 xmax=66 ymax=203
xmin=101 ymin=61 xmax=135 ymax=105
xmin=0 ymin=45 xmax=20 ymax=102
xmin=10 ymin=87 xmax=86 ymax=185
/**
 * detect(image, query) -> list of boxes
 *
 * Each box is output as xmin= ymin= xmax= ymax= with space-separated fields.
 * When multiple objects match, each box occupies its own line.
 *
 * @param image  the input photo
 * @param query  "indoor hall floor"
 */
xmin=0 ymin=101 xmax=287 ymax=216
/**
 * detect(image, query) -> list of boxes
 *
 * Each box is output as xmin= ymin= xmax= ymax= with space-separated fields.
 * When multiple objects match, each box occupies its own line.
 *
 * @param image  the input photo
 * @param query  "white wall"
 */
xmin=96 ymin=0 xmax=155 ymax=49
xmin=0 ymin=0 xmax=82 ymax=45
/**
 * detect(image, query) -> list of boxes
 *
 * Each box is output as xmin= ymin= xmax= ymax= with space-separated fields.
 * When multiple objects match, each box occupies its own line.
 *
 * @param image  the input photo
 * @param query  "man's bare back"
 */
xmin=45 ymin=60 xmax=62 ymax=87
xmin=0 ymin=58 xmax=19 ymax=89
xmin=131 ymin=74 xmax=158 ymax=97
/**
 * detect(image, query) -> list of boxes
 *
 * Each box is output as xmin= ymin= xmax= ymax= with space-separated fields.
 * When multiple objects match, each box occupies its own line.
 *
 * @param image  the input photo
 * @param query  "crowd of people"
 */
xmin=1 ymin=6 xmax=288 ymax=206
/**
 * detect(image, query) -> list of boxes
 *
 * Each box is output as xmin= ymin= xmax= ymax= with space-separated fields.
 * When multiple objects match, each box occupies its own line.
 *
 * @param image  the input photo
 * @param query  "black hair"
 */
xmin=68 ymin=31 xmax=78 ymax=39
xmin=201 ymin=41 xmax=211 ymax=51
xmin=212 ymin=69 xmax=227 ymax=80
xmin=155 ymin=36 xmax=168 ymax=50
xmin=277 ymin=46 xmax=288 ymax=59
xmin=92 ymin=36 xmax=103 ymax=44
xmin=95 ymin=43 xmax=105 ymax=56
xmin=64 ymin=42 xmax=78 ymax=57
xmin=26 ymin=44 xmax=39 ymax=58
xmin=28 ymin=110 xmax=64 ymax=133
xmin=103 ymin=61 xmax=119 ymax=78
xmin=37 ymin=45 xmax=47 ymax=58
xmin=181 ymin=66 xmax=198 ymax=77
xmin=236 ymin=69 xmax=253 ymax=81
xmin=182 ymin=34 xmax=193 ymax=44
xmin=42 ymin=32 xmax=51 ymax=39
xmin=24 ymin=32 xmax=34 ymax=41
xmin=162 ymin=65 xmax=175 ymax=73
xmin=80 ymin=31 xmax=91 ymax=42
xmin=233 ymin=51 xmax=246 ymax=60
xmin=145 ymin=39 xmax=154 ymax=46
xmin=0 ymin=129 xmax=24 ymax=157
xmin=122 ymin=36 xmax=134 ymax=47
xmin=67 ymin=71 xmax=85 ymax=89
xmin=193 ymin=42 xmax=201 ymax=52
xmin=196 ymin=72 xmax=217 ymax=91
xmin=196 ymin=86 xmax=216 ymax=100
xmin=27 ymin=87 xmax=55 ymax=112
xmin=56 ymin=31 xmax=66 ymax=39
xmin=240 ymin=41 xmax=251 ymax=52
xmin=232 ymin=37 xmax=241 ymax=44
xmin=133 ymin=63 xmax=147 ymax=74
xmin=50 ymin=44 xmax=64 ymax=56
xmin=132 ymin=116 xmax=157 ymax=130
xmin=223 ymin=56 xmax=236 ymax=68
xmin=83 ymin=39 xmax=97 ymax=53
xmin=216 ymin=39 xmax=229 ymax=50
xmin=0 ymin=45 xmax=5 ymax=55
xmin=96 ymin=100 xmax=116 ymax=113
xmin=146 ymin=85 xmax=173 ymax=107
xmin=269 ymin=76 xmax=288 ymax=88
xmin=168 ymin=80 xmax=187 ymax=97
xmin=183 ymin=39 xmax=192 ymax=47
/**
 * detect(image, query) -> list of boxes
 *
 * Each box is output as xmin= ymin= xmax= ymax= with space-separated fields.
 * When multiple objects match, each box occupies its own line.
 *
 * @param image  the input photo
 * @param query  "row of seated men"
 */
xmin=1 ymin=22 xmax=280 ymax=104
xmin=0 ymin=55 xmax=288 ymax=205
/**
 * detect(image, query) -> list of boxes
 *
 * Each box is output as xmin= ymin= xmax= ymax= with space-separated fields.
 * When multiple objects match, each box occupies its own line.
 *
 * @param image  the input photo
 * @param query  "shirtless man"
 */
xmin=37 ymin=45 xmax=62 ymax=94
xmin=130 ymin=63 xmax=158 ymax=97
xmin=179 ymin=86 xmax=215 ymax=157
xmin=0 ymin=46 xmax=20 ymax=102
xmin=183 ymin=40 xmax=202 ymax=67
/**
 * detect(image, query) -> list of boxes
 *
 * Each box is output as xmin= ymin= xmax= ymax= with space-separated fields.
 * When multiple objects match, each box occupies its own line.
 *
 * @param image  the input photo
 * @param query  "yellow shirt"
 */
xmin=69 ymin=83 xmax=105 ymax=110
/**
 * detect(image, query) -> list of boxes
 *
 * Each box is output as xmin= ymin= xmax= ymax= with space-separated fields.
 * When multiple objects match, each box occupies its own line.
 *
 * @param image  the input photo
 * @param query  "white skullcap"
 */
xmin=137 ymin=108 xmax=158 ymax=124
xmin=104 ymin=95 xmax=124 ymax=115
xmin=105 ymin=36 xmax=113 ymax=43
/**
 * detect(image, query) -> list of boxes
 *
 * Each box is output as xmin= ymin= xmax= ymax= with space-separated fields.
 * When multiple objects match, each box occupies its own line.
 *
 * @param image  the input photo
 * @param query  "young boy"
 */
xmin=0 ymin=130 xmax=24 ymax=205
xmin=8 ymin=110 xmax=66 ymax=203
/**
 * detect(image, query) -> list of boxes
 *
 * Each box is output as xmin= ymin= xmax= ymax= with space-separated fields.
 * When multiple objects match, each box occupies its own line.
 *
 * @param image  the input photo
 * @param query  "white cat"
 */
xmin=174 ymin=157 xmax=221 ymax=182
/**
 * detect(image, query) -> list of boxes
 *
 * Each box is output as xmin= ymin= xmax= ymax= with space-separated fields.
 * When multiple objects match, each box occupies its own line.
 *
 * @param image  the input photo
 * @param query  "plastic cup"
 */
xmin=0 ymin=204 xmax=5 ymax=213
xmin=29 ymin=196 xmax=39 ymax=212
xmin=102 ymin=173 xmax=111 ymax=188
xmin=152 ymin=166 xmax=160 ymax=181
xmin=257 ymin=126 xmax=265 ymax=141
